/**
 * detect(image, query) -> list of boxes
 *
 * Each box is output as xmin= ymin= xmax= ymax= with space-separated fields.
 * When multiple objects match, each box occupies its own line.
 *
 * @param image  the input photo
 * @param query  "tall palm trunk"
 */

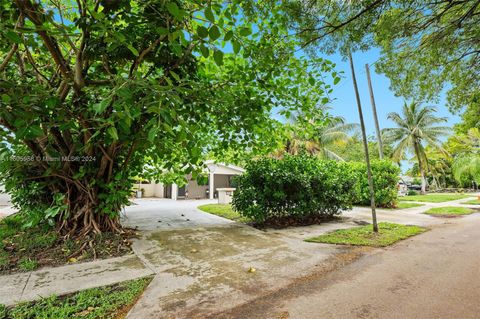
xmin=413 ymin=142 xmax=427 ymax=194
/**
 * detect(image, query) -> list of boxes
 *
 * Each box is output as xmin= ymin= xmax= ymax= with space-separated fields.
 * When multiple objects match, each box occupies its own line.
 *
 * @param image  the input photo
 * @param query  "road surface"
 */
xmin=214 ymin=214 xmax=480 ymax=319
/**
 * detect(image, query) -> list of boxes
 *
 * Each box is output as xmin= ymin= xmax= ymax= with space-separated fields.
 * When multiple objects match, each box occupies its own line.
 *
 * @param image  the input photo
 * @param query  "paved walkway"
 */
xmin=0 ymin=254 xmax=154 ymax=306
xmin=121 ymin=198 xmax=232 ymax=231
xmin=1 ymin=195 xmax=478 ymax=314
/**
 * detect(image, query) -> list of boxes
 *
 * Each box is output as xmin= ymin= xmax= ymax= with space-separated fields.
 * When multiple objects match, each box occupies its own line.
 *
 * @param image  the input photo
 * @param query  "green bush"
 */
xmin=350 ymin=160 xmax=400 ymax=208
xmin=407 ymin=190 xmax=418 ymax=196
xmin=232 ymin=155 xmax=357 ymax=225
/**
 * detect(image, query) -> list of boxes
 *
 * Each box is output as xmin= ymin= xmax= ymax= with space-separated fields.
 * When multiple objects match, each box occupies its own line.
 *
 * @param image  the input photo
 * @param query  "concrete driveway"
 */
xmin=121 ymin=198 xmax=233 ymax=231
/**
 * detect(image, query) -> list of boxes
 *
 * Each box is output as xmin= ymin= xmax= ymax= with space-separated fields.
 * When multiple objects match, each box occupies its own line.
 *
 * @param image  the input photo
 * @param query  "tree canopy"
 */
xmin=284 ymin=0 xmax=480 ymax=116
xmin=0 ymin=0 xmax=335 ymax=236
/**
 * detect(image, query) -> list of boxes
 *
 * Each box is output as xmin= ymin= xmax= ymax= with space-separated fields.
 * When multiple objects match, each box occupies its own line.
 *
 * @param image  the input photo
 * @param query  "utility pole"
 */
xmin=349 ymin=51 xmax=378 ymax=232
xmin=365 ymin=63 xmax=384 ymax=159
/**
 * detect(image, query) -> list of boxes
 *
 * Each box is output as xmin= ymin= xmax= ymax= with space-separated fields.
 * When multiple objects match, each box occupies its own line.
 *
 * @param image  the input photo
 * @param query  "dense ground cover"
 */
xmin=305 ymin=222 xmax=426 ymax=247
xmin=0 ymin=214 xmax=133 ymax=274
xmin=399 ymin=194 xmax=472 ymax=203
xmin=0 ymin=277 xmax=151 ymax=319
xmin=424 ymin=206 xmax=474 ymax=217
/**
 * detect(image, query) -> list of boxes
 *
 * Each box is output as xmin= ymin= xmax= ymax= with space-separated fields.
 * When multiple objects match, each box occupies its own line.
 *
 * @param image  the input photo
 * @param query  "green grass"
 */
xmin=385 ymin=202 xmax=425 ymax=210
xmin=197 ymin=204 xmax=250 ymax=222
xmin=399 ymin=193 xmax=472 ymax=203
xmin=1 ymin=277 xmax=152 ymax=319
xmin=305 ymin=222 xmax=426 ymax=247
xmin=424 ymin=206 xmax=474 ymax=216
xmin=462 ymin=199 xmax=480 ymax=205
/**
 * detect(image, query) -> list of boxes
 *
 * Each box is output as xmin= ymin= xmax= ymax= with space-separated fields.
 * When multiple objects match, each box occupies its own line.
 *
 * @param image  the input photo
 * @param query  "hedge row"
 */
xmin=232 ymin=155 xmax=399 ymax=225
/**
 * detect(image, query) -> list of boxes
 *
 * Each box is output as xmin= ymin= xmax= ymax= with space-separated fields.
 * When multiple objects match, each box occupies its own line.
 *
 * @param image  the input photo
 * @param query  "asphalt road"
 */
xmin=215 ymin=214 xmax=480 ymax=319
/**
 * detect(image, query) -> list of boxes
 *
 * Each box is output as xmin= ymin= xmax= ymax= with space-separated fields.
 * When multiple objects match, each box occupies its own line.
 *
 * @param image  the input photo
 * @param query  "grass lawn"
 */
xmin=424 ymin=206 xmax=474 ymax=217
xmin=305 ymin=222 xmax=426 ymax=247
xmin=0 ymin=214 xmax=133 ymax=274
xmin=399 ymin=193 xmax=472 ymax=203
xmin=462 ymin=199 xmax=480 ymax=205
xmin=0 ymin=277 xmax=152 ymax=319
xmin=197 ymin=204 xmax=250 ymax=222
xmin=385 ymin=202 xmax=425 ymax=210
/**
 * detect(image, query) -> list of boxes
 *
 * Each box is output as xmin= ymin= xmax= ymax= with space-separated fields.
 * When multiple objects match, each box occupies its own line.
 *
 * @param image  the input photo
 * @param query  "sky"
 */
xmin=320 ymin=48 xmax=461 ymax=137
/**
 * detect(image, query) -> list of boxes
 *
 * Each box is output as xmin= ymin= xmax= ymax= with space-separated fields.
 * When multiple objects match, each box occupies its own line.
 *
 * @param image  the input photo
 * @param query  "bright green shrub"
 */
xmin=232 ymin=155 xmax=357 ymax=224
xmin=350 ymin=160 xmax=400 ymax=208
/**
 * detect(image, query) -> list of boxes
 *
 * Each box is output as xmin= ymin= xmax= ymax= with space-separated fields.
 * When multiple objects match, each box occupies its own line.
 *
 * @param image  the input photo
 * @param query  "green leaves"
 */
xmin=4 ymin=30 xmax=21 ymax=43
xmin=204 ymin=7 xmax=215 ymax=23
xmin=232 ymin=41 xmax=241 ymax=54
xmin=107 ymin=127 xmax=119 ymax=140
xmin=166 ymin=2 xmax=184 ymax=20
xmin=197 ymin=26 xmax=208 ymax=38
xmin=199 ymin=44 xmax=209 ymax=58
xmin=213 ymin=50 xmax=224 ymax=66
xmin=209 ymin=26 xmax=221 ymax=41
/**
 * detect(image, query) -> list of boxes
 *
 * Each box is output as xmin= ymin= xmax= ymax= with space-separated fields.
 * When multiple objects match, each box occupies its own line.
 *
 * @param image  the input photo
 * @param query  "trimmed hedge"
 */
xmin=231 ymin=155 xmax=357 ymax=224
xmin=232 ymin=156 xmax=400 ymax=225
xmin=351 ymin=160 xmax=400 ymax=208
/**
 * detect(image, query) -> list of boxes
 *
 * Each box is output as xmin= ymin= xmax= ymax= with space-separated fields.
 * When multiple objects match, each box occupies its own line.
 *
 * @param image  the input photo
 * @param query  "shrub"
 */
xmin=350 ymin=160 xmax=400 ymax=208
xmin=232 ymin=155 xmax=356 ymax=225
xmin=407 ymin=190 xmax=418 ymax=196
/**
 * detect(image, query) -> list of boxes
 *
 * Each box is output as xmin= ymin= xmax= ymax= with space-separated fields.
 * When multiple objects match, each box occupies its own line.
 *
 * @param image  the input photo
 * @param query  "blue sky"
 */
xmin=321 ymin=48 xmax=460 ymax=137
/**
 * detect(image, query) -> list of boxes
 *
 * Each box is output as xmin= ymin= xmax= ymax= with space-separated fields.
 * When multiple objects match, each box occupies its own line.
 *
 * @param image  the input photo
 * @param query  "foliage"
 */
xmin=424 ymin=206 xmax=474 ymax=216
xmin=407 ymin=190 xmax=418 ymax=196
xmin=333 ymin=135 xmax=394 ymax=163
xmin=275 ymin=106 xmax=358 ymax=161
xmin=448 ymin=128 xmax=480 ymax=185
xmin=350 ymin=160 xmax=400 ymax=208
xmin=197 ymin=204 xmax=249 ymax=222
xmin=232 ymin=155 xmax=356 ymax=225
xmin=284 ymin=0 xmax=480 ymax=117
xmin=382 ymin=102 xmax=450 ymax=194
xmin=400 ymin=194 xmax=472 ymax=203
xmin=0 ymin=214 xmax=131 ymax=274
xmin=0 ymin=1 xmax=336 ymax=236
xmin=3 ymin=277 xmax=152 ymax=319
xmin=305 ymin=222 xmax=426 ymax=247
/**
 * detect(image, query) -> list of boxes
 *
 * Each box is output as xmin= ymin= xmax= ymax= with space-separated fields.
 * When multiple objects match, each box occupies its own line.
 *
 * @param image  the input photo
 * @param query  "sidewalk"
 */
xmin=0 ymin=254 xmax=154 ymax=306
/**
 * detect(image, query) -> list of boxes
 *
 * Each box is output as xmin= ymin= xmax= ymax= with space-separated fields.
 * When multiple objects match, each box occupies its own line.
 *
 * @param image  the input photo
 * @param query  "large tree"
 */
xmin=0 ymin=0 xmax=332 ymax=236
xmin=284 ymin=0 xmax=480 ymax=122
xmin=382 ymin=102 xmax=450 ymax=194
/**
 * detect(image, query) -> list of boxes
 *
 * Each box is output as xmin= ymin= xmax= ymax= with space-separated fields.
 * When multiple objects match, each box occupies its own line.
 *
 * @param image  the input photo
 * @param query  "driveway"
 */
xmin=121 ymin=198 xmax=233 ymax=231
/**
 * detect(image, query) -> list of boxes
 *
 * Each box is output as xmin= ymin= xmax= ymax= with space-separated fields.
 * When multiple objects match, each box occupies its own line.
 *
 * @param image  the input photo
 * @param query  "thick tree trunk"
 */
xmin=57 ymin=188 xmax=124 ymax=238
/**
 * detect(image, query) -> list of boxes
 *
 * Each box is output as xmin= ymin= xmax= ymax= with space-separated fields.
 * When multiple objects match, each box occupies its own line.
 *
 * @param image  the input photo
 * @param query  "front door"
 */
xmin=177 ymin=186 xmax=186 ymax=198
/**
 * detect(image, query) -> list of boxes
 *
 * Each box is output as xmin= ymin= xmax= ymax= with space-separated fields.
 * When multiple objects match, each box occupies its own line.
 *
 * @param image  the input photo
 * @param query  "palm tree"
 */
xmin=382 ymin=102 xmax=450 ymax=194
xmin=279 ymin=114 xmax=358 ymax=161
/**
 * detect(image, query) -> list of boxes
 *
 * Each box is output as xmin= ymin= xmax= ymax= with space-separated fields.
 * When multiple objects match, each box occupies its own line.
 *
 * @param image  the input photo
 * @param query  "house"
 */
xmin=139 ymin=160 xmax=244 ymax=200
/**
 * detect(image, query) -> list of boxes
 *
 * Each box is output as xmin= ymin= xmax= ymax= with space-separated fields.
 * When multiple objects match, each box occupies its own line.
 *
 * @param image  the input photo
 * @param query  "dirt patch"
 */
xmin=0 ymin=215 xmax=135 ymax=274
